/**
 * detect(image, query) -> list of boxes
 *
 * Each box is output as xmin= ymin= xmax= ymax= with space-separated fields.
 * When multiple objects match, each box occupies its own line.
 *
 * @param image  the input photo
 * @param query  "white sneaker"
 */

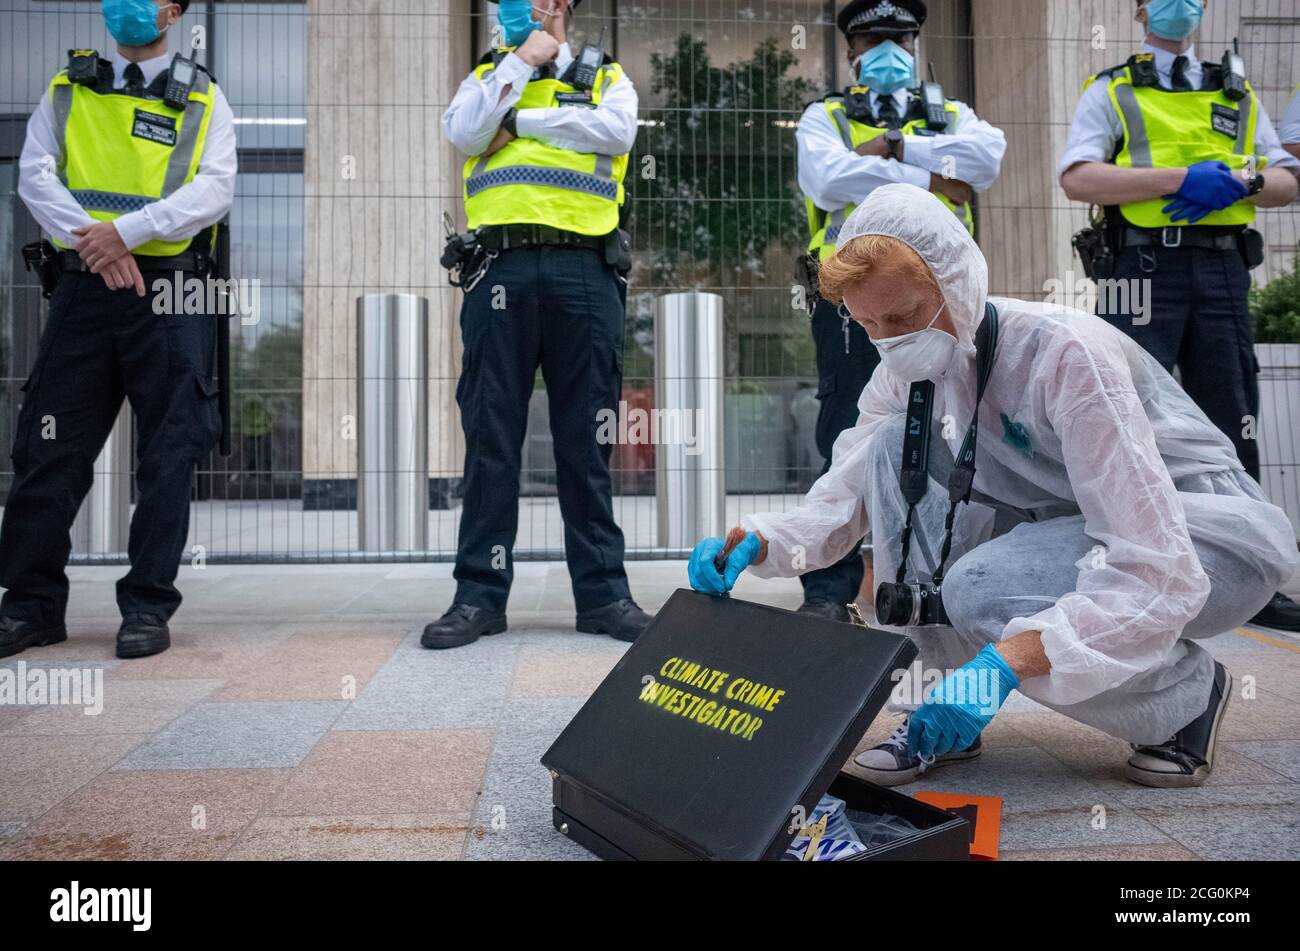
xmin=853 ymin=715 xmax=983 ymax=787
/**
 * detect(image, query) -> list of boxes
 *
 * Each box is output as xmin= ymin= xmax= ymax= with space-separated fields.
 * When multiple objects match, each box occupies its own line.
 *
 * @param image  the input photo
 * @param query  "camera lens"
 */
xmin=875 ymin=582 xmax=919 ymax=627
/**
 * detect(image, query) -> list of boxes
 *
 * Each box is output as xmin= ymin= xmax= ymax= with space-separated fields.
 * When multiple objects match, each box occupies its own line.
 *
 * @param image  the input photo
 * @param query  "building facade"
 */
xmin=0 ymin=0 xmax=1296 ymax=561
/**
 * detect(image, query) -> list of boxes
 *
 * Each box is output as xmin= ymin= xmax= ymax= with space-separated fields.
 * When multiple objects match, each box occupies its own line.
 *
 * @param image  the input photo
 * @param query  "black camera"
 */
xmin=875 ymin=580 xmax=948 ymax=627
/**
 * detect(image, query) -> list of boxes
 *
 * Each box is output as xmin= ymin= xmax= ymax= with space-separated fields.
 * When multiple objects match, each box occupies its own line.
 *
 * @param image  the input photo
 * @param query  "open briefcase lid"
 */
xmin=541 ymin=588 xmax=920 ymax=861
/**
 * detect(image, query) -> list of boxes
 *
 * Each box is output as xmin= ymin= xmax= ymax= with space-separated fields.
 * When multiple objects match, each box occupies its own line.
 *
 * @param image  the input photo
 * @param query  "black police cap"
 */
xmin=837 ymin=0 xmax=927 ymax=38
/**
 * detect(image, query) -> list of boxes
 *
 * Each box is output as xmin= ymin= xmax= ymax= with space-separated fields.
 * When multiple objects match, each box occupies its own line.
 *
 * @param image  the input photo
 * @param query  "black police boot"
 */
xmin=796 ymin=599 xmax=851 ymax=623
xmin=1249 ymin=592 xmax=1300 ymax=633
xmin=421 ymin=603 xmax=507 ymax=650
xmin=0 ymin=616 xmax=68 ymax=660
xmin=117 ymin=613 xmax=171 ymax=659
xmin=1126 ymin=662 xmax=1231 ymax=788
xmin=575 ymin=599 xmax=652 ymax=643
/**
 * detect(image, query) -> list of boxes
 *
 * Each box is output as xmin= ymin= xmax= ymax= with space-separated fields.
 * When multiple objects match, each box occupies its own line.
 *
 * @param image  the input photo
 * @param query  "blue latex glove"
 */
xmin=1161 ymin=197 xmax=1217 ymax=224
xmin=907 ymin=644 xmax=1020 ymax=760
xmin=1161 ymin=160 xmax=1248 ymax=223
xmin=687 ymin=532 xmax=762 ymax=595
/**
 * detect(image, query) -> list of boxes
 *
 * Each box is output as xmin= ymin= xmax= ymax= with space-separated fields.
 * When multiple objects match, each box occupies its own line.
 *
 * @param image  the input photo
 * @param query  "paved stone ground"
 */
xmin=1 ymin=562 xmax=1298 ymax=861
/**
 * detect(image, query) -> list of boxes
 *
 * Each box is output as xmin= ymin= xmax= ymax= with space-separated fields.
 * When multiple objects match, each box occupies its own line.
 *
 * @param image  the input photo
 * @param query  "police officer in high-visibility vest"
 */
xmin=1061 ymin=0 xmax=1300 ymax=633
xmin=794 ymin=0 xmax=1005 ymax=622
xmin=431 ymin=0 xmax=650 ymax=649
xmin=0 ymin=0 xmax=235 ymax=660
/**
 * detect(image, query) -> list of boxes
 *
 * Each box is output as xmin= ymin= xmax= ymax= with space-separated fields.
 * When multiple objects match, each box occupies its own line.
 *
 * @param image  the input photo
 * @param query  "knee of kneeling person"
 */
xmin=939 ymin=549 xmax=1003 ymax=640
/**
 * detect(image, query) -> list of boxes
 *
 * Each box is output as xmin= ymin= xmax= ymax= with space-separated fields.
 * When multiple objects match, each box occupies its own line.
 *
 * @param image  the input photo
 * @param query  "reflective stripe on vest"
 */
xmin=805 ymin=95 xmax=972 ymax=261
xmin=69 ymin=189 xmax=157 ymax=213
xmin=1106 ymin=67 xmax=1261 ymax=228
xmin=465 ymin=152 xmax=618 ymax=201
xmin=823 ymin=207 xmax=848 ymax=246
xmin=462 ymin=51 xmax=629 ymax=236
xmin=49 ymin=68 xmax=215 ymax=255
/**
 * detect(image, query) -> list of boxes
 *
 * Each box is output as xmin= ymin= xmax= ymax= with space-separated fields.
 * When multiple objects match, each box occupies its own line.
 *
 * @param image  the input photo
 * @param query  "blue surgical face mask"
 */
xmin=498 ymin=0 xmax=542 ymax=48
xmin=1143 ymin=0 xmax=1203 ymax=41
xmin=102 ymin=0 xmax=166 ymax=48
xmin=855 ymin=39 xmax=915 ymax=95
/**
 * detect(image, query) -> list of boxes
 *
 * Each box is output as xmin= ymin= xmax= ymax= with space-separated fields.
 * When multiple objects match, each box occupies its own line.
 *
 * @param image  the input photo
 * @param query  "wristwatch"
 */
xmin=1246 ymin=172 xmax=1265 ymax=196
xmin=884 ymin=128 xmax=904 ymax=161
xmin=501 ymin=107 xmax=519 ymax=139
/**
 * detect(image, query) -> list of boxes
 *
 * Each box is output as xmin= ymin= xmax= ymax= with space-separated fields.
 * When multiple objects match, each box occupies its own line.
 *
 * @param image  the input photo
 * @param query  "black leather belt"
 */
xmin=479 ymin=224 xmax=606 ymax=253
xmin=1120 ymin=226 xmax=1243 ymax=252
xmin=59 ymin=249 xmax=210 ymax=273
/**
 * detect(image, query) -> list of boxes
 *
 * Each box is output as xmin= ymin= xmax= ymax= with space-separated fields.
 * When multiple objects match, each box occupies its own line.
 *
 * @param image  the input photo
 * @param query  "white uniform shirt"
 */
xmin=1281 ymin=85 xmax=1300 ymax=145
xmin=17 ymin=50 xmax=237 ymax=251
xmin=442 ymin=43 xmax=638 ymax=157
xmin=1058 ymin=42 xmax=1298 ymax=175
xmin=797 ymin=87 xmax=1006 ymax=211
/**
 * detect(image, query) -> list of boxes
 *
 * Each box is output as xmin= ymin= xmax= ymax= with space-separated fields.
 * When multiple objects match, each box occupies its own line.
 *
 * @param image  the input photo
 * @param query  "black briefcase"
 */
xmin=541 ymin=589 xmax=970 ymax=861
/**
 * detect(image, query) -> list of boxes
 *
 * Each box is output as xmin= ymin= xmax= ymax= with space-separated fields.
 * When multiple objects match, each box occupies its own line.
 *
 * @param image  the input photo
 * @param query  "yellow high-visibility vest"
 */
xmin=1087 ymin=55 xmax=1262 ymax=228
xmin=49 ymin=57 xmax=218 ymax=256
xmin=806 ymin=90 xmax=971 ymax=262
xmin=463 ymin=49 xmax=630 ymax=237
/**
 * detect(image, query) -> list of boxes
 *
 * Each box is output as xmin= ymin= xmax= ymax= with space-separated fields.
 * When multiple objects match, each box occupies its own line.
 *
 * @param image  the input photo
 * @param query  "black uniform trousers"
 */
xmin=1097 ymin=243 xmax=1259 ymax=480
xmin=453 ymin=246 xmax=632 ymax=614
xmin=800 ymin=296 xmax=881 ymax=604
xmin=0 ymin=270 xmax=221 ymax=626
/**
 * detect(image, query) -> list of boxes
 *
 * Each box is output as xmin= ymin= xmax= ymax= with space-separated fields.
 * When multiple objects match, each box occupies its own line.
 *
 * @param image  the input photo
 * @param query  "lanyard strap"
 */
xmin=893 ymin=302 xmax=1000 ymax=586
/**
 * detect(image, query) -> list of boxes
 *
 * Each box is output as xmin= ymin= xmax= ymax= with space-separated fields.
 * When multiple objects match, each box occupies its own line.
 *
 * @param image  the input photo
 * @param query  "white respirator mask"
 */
xmin=869 ymin=299 xmax=958 ymax=383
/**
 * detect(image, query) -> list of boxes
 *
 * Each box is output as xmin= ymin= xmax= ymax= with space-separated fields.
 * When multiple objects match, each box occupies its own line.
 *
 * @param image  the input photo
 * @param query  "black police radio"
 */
xmin=1221 ymin=40 xmax=1247 ymax=102
xmin=919 ymin=81 xmax=949 ymax=131
xmin=567 ymin=26 xmax=607 ymax=91
xmin=163 ymin=53 xmax=199 ymax=110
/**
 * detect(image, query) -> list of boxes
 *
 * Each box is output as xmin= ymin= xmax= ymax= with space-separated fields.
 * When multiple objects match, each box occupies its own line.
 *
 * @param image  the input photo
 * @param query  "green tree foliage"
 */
xmin=1250 ymin=249 xmax=1300 ymax=344
xmin=634 ymin=34 xmax=814 ymax=285
xmin=232 ymin=324 xmax=302 ymax=438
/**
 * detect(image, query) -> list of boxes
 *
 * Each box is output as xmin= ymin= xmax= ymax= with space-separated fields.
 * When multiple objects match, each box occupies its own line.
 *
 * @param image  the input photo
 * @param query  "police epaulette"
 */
xmin=805 ymin=91 xmax=840 ymax=109
xmin=1091 ymin=61 xmax=1129 ymax=83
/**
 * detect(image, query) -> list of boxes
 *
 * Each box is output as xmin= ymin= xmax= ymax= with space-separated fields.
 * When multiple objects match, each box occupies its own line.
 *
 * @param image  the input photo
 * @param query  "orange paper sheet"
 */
xmin=914 ymin=791 xmax=1002 ymax=861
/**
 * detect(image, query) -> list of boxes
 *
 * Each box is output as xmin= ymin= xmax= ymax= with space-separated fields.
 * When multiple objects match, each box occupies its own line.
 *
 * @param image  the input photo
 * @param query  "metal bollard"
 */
xmin=655 ymin=292 xmax=726 ymax=549
xmin=357 ymin=293 xmax=429 ymax=552
xmin=71 ymin=403 xmax=132 ymax=556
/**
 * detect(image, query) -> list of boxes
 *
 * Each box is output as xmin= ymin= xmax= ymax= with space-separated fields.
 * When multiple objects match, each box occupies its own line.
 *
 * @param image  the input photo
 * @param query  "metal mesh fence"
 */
xmin=0 ymin=0 xmax=1297 ymax=565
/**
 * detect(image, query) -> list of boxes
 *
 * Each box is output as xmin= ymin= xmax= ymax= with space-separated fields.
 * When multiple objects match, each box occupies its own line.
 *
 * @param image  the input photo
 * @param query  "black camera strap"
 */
xmin=893 ymin=302 xmax=999 ymax=586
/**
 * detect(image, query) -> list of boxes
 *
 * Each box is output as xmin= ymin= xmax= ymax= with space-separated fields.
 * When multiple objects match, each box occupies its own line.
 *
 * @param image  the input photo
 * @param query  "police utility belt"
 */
xmin=1073 ymin=221 xmax=1264 ymax=280
xmin=441 ymin=222 xmax=632 ymax=291
xmin=22 ymin=240 xmax=211 ymax=299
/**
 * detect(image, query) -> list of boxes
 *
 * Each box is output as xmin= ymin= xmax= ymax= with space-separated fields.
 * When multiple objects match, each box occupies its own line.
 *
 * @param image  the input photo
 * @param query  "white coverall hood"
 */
xmin=835 ymin=182 xmax=985 ymax=359
xmin=741 ymin=184 xmax=1297 ymax=742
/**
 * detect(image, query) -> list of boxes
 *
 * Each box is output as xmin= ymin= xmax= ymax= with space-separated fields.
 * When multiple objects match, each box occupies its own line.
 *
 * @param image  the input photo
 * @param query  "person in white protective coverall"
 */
xmin=687 ymin=183 xmax=1297 ymax=789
